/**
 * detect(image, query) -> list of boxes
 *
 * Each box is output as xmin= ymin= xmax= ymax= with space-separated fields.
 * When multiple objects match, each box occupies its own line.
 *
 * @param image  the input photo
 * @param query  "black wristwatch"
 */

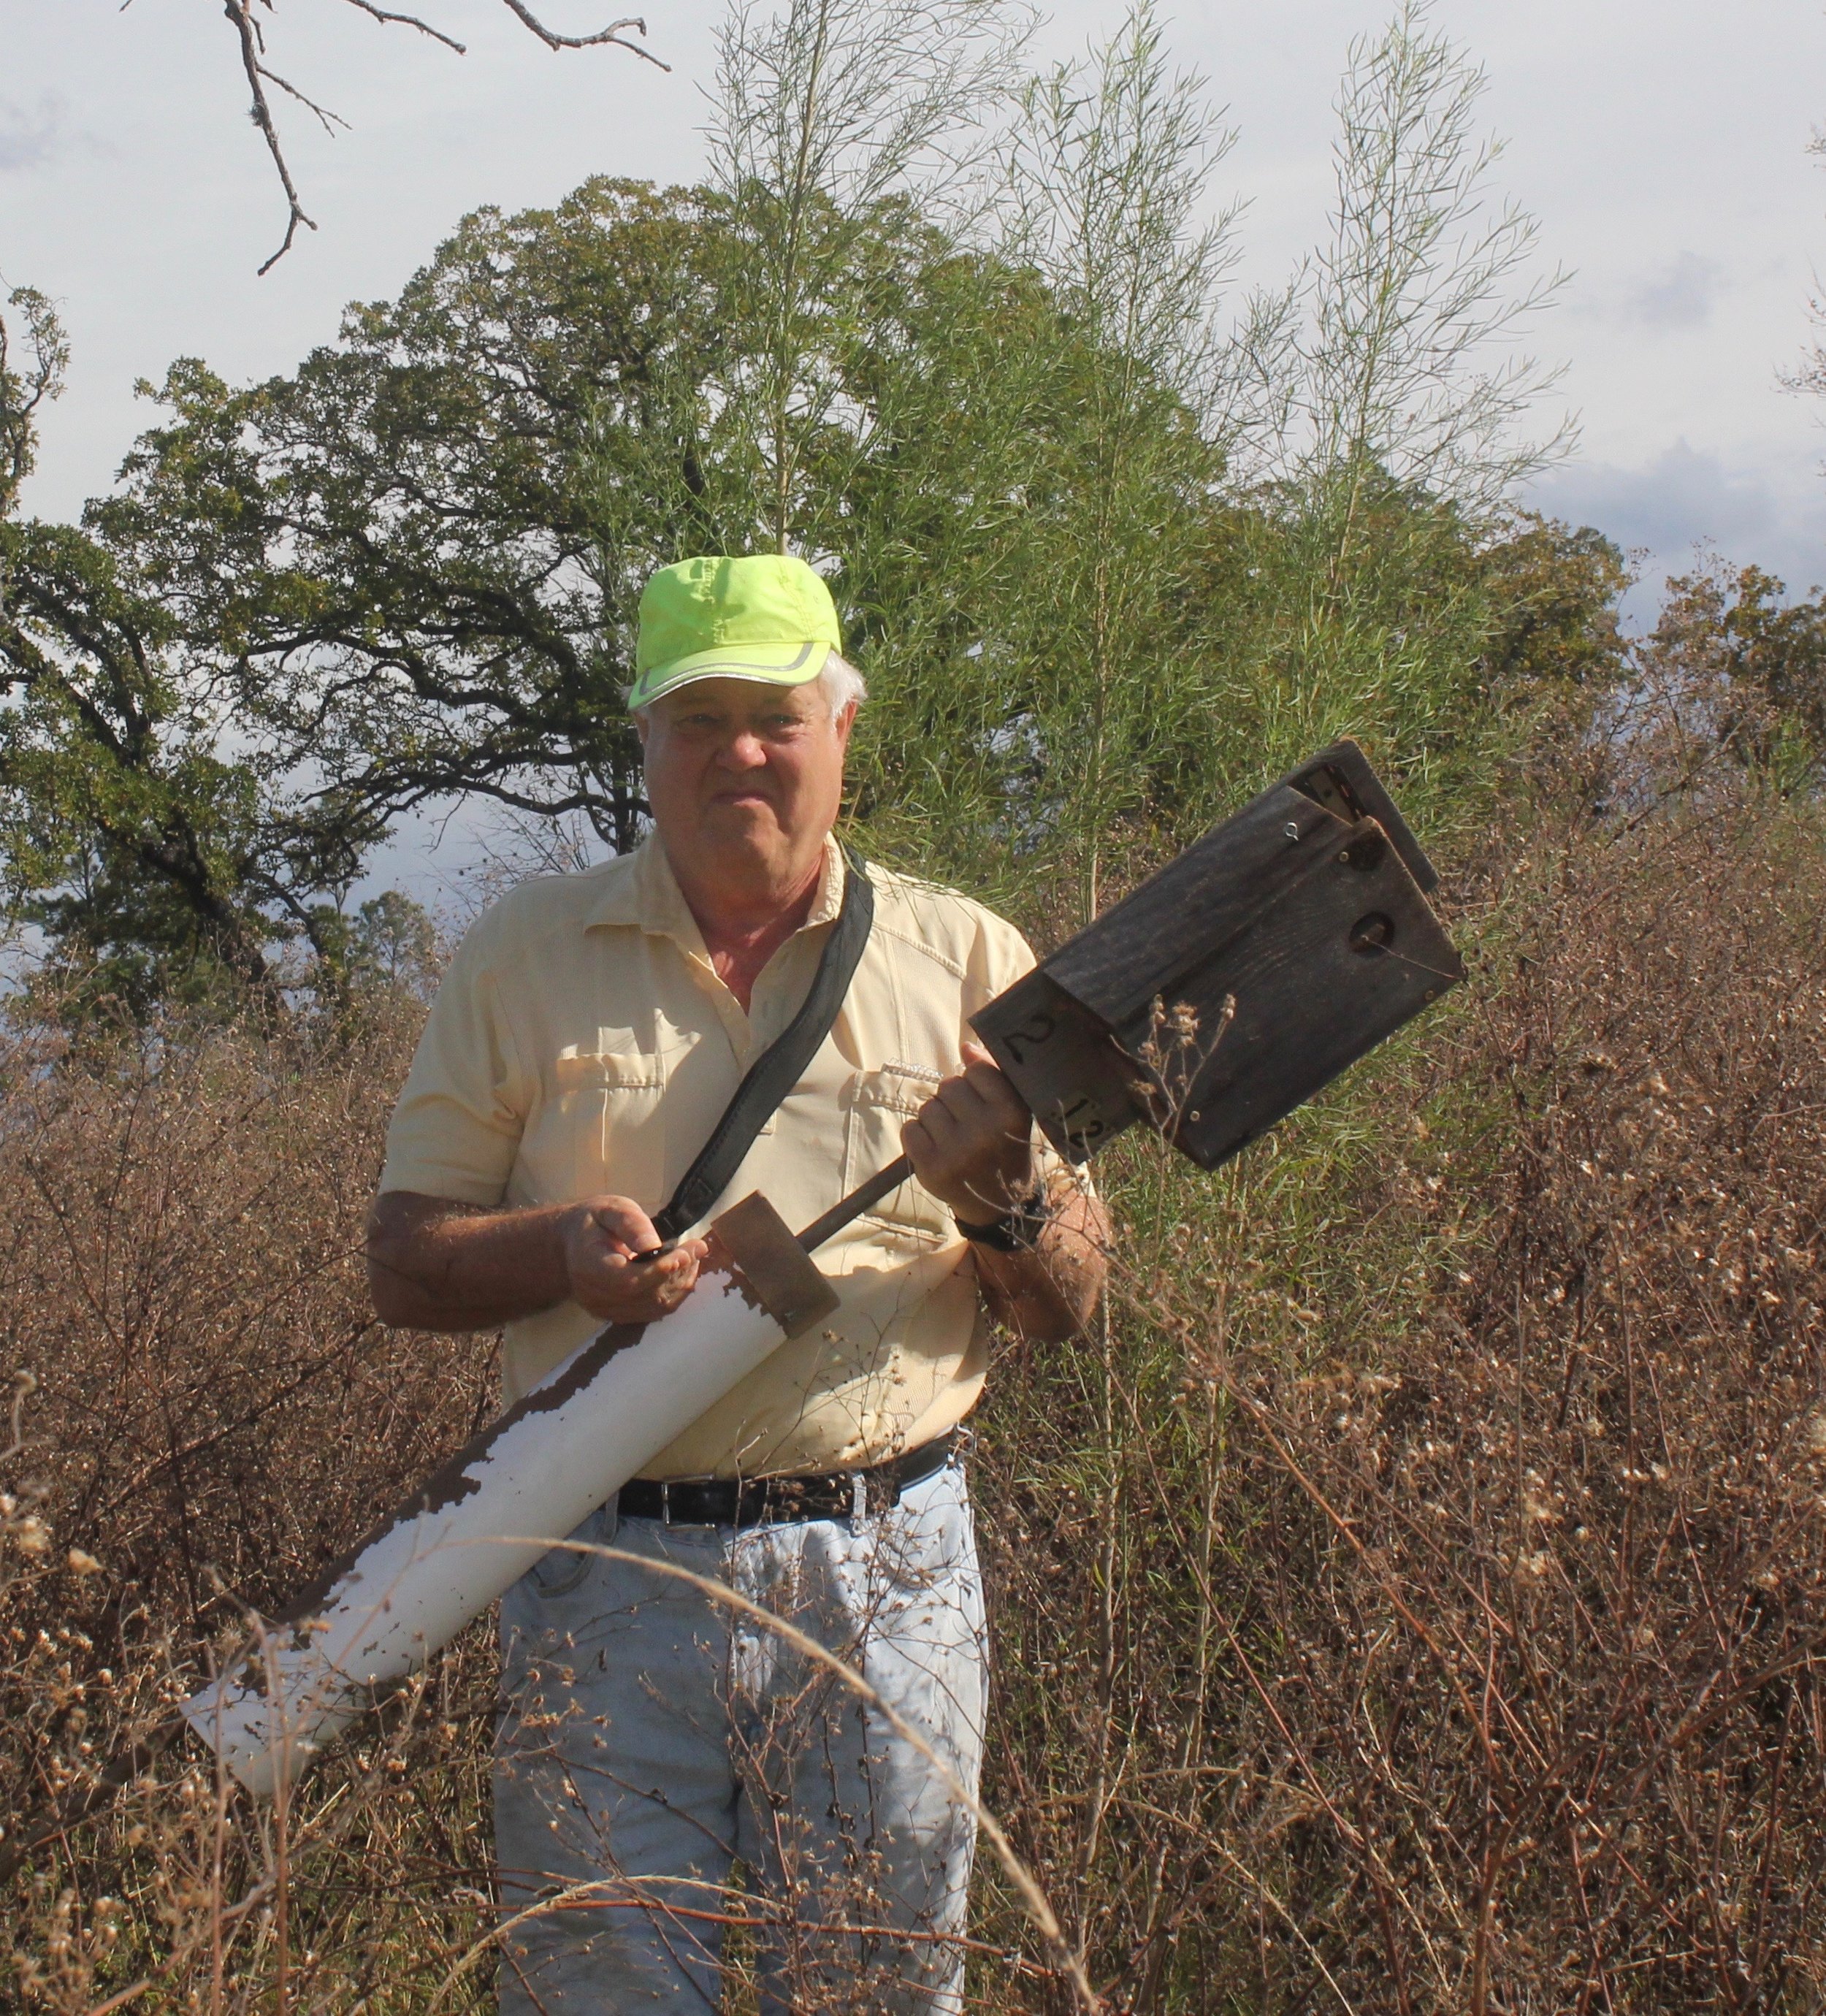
xmin=955 ymin=1186 xmax=1051 ymax=1252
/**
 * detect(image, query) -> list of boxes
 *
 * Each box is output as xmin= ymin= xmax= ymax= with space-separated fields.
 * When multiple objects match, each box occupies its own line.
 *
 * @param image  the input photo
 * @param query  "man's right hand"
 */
xmin=367 ymin=1189 xmax=708 ymax=1334
xmin=560 ymin=1196 xmax=708 ymax=1326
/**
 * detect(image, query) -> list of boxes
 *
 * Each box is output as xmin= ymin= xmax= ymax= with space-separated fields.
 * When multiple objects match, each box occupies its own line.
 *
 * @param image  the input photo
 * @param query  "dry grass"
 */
xmin=0 ymin=993 xmax=502 ymax=2012
xmin=971 ymin=803 xmax=1826 ymax=2012
xmin=3 ymin=802 xmax=1825 ymax=2012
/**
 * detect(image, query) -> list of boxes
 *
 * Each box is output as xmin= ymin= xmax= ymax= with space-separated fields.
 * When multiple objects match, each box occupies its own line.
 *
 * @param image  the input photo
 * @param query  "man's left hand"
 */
xmin=901 ymin=1039 xmax=1036 ymax=1223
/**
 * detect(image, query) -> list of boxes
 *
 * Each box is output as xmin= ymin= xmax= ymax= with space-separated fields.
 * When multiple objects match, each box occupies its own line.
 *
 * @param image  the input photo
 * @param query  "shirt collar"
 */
xmin=584 ymin=832 xmax=847 ymax=947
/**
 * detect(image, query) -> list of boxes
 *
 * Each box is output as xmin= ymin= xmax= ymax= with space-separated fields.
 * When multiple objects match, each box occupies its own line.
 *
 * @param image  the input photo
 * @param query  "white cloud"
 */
xmin=1627 ymin=251 xmax=1723 ymax=331
xmin=0 ymin=95 xmax=62 ymax=173
xmin=1527 ymin=436 xmax=1826 ymax=608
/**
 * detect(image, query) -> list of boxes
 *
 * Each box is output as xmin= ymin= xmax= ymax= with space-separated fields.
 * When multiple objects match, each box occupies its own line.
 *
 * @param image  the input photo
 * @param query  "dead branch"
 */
xmin=494 ymin=0 xmax=665 ymax=59
xmin=338 ymin=0 xmax=467 ymax=51
xmin=224 ymin=0 xmax=319 ymax=274
xmin=213 ymin=0 xmax=670 ymax=275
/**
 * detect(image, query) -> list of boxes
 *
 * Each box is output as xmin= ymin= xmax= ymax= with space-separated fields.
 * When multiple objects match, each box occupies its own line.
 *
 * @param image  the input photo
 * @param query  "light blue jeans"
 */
xmin=493 ymin=1456 xmax=986 ymax=2015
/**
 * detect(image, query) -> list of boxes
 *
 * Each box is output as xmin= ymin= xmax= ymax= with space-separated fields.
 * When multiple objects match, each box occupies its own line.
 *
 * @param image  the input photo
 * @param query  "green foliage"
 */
xmin=895 ymin=2 xmax=1241 ymax=918
xmin=0 ymin=285 xmax=66 ymax=522
xmin=1644 ymin=559 xmax=1826 ymax=787
xmin=1475 ymin=511 xmax=1630 ymax=698
xmin=1164 ymin=493 xmax=1630 ymax=871
xmin=0 ymin=511 xmax=275 ymax=1018
xmin=705 ymin=0 xmax=1029 ymax=553
xmin=850 ymin=0 xmax=1587 ymax=905
xmin=3 ymin=0 xmax=1622 ymax=1013
xmin=92 ymin=180 xmax=1088 ymax=859
xmin=305 ymin=888 xmax=443 ymax=1004
xmin=0 ymin=290 xmax=438 ymax=1020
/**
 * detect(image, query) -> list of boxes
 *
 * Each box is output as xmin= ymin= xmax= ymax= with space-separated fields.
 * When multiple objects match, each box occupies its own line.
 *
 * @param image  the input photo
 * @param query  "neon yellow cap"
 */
xmin=629 ymin=554 xmax=843 ymax=710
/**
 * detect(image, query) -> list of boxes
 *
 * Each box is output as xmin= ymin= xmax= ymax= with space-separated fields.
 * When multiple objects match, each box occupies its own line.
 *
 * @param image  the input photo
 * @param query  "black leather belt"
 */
xmin=618 ymin=1432 xmax=960 ymax=1529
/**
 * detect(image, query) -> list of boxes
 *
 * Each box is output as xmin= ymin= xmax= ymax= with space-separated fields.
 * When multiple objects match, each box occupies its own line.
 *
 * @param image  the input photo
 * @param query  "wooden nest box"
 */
xmin=971 ymin=741 xmax=1464 ymax=1171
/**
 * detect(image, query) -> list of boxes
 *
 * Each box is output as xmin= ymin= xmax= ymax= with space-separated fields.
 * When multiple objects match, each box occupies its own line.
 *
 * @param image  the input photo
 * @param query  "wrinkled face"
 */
xmin=637 ymin=676 xmax=855 ymax=894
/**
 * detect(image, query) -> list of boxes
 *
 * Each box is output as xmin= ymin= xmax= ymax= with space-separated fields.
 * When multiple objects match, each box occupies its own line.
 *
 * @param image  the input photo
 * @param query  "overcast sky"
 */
xmin=6 ymin=0 xmax=1826 ymax=890
xmin=8 ymin=0 xmax=1826 ymax=583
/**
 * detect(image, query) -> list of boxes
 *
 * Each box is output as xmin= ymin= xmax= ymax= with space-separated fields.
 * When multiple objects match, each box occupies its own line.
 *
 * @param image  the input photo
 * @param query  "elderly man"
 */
xmin=367 ymin=553 xmax=1106 ymax=2014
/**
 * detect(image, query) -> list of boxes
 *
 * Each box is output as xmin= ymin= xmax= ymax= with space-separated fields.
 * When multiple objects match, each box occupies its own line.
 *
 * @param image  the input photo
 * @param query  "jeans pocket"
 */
xmin=527 ymin=1501 xmax=618 ymax=1600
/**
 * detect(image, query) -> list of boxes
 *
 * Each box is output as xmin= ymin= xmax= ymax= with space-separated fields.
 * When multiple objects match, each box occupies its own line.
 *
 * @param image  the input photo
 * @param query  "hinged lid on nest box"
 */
xmin=971 ymin=740 xmax=1464 ymax=1170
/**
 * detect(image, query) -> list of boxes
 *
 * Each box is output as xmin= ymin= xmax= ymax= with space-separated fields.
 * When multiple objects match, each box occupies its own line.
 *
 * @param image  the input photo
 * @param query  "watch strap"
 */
xmin=955 ymin=1185 xmax=1051 ymax=1252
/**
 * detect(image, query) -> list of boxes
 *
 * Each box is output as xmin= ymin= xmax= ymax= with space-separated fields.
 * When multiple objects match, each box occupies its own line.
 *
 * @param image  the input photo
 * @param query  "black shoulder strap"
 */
xmin=649 ymin=845 xmax=875 ymax=1243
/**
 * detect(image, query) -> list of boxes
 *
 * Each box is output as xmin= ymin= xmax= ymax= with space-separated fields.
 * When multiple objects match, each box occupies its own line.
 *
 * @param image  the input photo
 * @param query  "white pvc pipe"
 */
xmin=180 ymin=1267 xmax=786 ymax=1798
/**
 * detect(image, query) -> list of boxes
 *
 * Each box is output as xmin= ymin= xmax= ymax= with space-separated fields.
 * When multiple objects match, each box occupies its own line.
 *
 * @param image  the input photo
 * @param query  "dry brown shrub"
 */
xmin=0 ymin=990 xmax=502 ymax=2011
xmin=2 ymin=803 xmax=1824 ymax=2013
xmin=972 ymin=805 xmax=1826 ymax=2012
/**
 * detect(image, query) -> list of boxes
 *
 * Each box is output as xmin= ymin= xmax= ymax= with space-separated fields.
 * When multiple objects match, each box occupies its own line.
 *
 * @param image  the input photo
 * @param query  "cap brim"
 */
xmin=627 ymin=638 xmax=829 ymax=711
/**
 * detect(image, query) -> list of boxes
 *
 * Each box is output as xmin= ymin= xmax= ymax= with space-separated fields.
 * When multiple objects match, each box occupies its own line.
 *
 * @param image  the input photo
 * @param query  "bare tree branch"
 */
xmin=338 ymin=0 xmax=467 ymax=53
xmin=256 ymin=61 xmax=354 ymax=140
xmin=494 ymin=0 xmax=665 ymax=61
xmin=223 ymin=0 xmax=319 ymax=275
xmin=212 ymin=0 xmax=670 ymax=276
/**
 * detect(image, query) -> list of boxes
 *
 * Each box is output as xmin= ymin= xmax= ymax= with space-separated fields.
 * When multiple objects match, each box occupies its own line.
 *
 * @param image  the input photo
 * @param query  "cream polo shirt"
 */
xmin=378 ymin=834 xmax=1046 ymax=1479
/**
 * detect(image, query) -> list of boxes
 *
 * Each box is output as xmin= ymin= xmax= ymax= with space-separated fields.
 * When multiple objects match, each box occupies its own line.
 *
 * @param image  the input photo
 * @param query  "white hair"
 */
xmin=817 ymin=650 xmax=868 ymax=717
xmin=629 ymin=649 xmax=867 ymax=724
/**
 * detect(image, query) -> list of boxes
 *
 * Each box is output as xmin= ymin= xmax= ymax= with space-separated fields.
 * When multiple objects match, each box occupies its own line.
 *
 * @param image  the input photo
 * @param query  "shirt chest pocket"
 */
xmin=554 ymin=1048 xmax=668 ymax=1210
xmin=843 ymin=1063 xmax=953 ymax=1245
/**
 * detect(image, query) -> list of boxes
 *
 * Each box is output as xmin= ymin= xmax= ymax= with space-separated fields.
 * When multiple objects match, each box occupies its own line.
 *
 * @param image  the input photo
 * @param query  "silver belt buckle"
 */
xmin=657 ymin=1480 xmax=719 ymax=1530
